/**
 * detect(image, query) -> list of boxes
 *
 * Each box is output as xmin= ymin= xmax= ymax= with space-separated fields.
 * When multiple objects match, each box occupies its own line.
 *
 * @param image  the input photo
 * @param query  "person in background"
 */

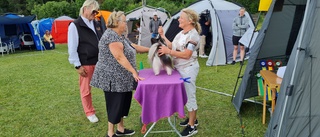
xmin=149 ymin=12 xmax=162 ymax=40
xmin=231 ymin=7 xmax=249 ymax=65
xmin=134 ymin=22 xmax=141 ymax=33
xmin=198 ymin=9 xmax=211 ymax=58
xmin=134 ymin=22 xmax=141 ymax=43
xmin=158 ymin=8 xmax=201 ymax=137
xmin=67 ymin=0 xmax=102 ymax=123
xmin=43 ymin=30 xmax=55 ymax=49
xmin=90 ymin=11 xmax=149 ymax=137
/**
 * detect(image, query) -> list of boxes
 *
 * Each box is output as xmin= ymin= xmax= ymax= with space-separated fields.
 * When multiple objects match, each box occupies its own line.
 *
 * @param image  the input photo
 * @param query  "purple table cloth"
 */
xmin=134 ymin=69 xmax=187 ymax=124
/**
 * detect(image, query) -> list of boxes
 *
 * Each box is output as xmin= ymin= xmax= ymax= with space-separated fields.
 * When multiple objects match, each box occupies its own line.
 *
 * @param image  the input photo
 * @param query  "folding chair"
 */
xmin=0 ymin=37 xmax=9 ymax=56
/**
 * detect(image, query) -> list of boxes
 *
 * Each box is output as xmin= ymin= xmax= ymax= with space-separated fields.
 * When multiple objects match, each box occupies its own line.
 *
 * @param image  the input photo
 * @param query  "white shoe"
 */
xmin=87 ymin=114 xmax=99 ymax=123
xmin=199 ymin=54 xmax=208 ymax=58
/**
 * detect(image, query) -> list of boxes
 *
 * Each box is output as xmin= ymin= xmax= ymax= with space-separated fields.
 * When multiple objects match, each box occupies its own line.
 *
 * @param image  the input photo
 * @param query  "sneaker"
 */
xmin=106 ymin=134 xmax=118 ymax=137
xmin=180 ymin=125 xmax=198 ymax=137
xmin=199 ymin=54 xmax=208 ymax=58
xmin=115 ymin=129 xmax=135 ymax=136
xmin=87 ymin=114 xmax=99 ymax=123
xmin=231 ymin=61 xmax=236 ymax=65
xmin=180 ymin=118 xmax=199 ymax=127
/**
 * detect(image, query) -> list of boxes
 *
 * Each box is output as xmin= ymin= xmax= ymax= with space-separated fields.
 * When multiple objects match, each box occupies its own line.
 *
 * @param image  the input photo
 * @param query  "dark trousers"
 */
xmin=104 ymin=91 xmax=132 ymax=124
xmin=43 ymin=42 xmax=55 ymax=50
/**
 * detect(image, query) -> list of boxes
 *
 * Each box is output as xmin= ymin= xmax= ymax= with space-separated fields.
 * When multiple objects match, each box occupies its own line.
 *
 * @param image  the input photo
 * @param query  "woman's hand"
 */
xmin=158 ymin=45 xmax=170 ymax=56
xmin=132 ymin=71 xmax=145 ymax=82
xmin=158 ymin=26 xmax=165 ymax=38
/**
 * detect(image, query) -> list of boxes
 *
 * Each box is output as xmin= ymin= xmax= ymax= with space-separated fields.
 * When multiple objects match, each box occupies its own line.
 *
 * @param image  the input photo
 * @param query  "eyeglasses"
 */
xmin=91 ymin=10 xmax=99 ymax=15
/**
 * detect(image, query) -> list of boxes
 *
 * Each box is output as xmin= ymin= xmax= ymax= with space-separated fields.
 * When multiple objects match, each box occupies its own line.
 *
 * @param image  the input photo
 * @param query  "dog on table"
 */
xmin=148 ymin=36 xmax=174 ymax=75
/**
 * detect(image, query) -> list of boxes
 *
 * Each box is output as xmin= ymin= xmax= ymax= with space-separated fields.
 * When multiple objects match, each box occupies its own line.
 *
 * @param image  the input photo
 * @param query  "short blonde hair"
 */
xmin=79 ymin=0 xmax=99 ymax=16
xmin=181 ymin=8 xmax=201 ymax=34
xmin=107 ymin=11 xmax=125 ymax=28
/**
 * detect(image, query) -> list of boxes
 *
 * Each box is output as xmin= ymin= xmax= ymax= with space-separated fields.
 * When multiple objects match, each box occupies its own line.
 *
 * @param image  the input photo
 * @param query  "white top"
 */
xmin=171 ymin=28 xmax=200 ymax=70
xmin=137 ymin=27 xmax=141 ymax=33
xmin=68 ymin=16 xmax=97 ymax=67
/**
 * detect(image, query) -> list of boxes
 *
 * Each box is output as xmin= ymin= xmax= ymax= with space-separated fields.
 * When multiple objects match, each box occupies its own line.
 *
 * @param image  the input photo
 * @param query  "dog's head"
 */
xmin=151 ymin=34 xmax=166 ymax=46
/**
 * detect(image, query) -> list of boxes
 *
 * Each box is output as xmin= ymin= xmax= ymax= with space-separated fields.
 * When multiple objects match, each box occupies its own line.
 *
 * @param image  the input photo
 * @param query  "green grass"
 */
xmin=0 ymin=45 xmax=270 ymax=137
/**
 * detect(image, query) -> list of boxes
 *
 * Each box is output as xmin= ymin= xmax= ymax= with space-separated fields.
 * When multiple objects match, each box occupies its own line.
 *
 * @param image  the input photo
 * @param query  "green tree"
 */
xmin=0 ymin=0 xmax=9 ymax=14
xmin=31 ymin=1 xmax=77 ymax=19
xmin=101 ymin=0 xmax=139 ymax=12
xmin=228 ymin=0 xmax=259 ymax=13
xmin=4 ymin=0 xmax=26 ymax=15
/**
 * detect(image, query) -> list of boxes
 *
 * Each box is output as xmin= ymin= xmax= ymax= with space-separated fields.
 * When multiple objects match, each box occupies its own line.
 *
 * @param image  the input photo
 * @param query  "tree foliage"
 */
xmin=228 ymin=0 xmax=260 ymax=13
xmin=31 ymin=1 xmax=77 ymax=19
xmin=1 ymin=0 xmax=260 ymax=19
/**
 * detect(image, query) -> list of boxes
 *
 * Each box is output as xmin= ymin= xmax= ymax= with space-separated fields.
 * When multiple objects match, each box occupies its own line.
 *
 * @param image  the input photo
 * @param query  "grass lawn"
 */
xmin=0 ymin=44 xmax=269 ymax=137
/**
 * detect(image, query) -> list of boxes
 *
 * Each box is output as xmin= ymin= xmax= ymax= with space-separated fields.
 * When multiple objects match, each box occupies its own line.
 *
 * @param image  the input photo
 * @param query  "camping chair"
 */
xmin=7 ymin=39 xmax=15 ymax=53
xmin=0 ymin=37 xmax=9 ymax=56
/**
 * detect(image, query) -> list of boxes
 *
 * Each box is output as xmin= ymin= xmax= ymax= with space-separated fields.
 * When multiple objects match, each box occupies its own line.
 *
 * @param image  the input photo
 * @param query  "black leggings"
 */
xmin=104 ymin=91 xmax=132 ymax=124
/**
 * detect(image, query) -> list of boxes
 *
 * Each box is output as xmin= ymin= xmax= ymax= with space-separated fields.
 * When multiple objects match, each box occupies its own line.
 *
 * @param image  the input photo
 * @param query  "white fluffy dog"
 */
xmin=148 ymin=42 xmax=174 ymax=75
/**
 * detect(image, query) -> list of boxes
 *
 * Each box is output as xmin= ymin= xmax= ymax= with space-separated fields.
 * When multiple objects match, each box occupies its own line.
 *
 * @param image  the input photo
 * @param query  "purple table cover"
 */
xmin=134 ymin=69 xmax=187 ymax=124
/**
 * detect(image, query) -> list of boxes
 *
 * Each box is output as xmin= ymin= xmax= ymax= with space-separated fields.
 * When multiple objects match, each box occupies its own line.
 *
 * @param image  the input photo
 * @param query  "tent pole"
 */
xmin=276 ymin=0 xmax=311 ymax=136
xmin=238 ymin=113 xmax=245 ymax=136
xmin=208 ymin=0 xmax=220 ymax=69
xmin=231 ymin=62 xmax=244 ymax=101
xmin=246 ymin=11 xmax=261 ymax=50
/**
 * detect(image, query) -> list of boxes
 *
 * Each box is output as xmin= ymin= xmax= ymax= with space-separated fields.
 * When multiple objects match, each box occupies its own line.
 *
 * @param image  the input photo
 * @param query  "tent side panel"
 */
xmin=258 ymin=6 xmax=296 ymax=59
xmin=52 ymin=20 xmax=73 ymax=44
xmin=266 ymin=0 xmax=319 ymax=136
xmin=216 ymin=10 xmax=239 ymax=63
xmin=165 ymin=19 xmax=182 ymax=42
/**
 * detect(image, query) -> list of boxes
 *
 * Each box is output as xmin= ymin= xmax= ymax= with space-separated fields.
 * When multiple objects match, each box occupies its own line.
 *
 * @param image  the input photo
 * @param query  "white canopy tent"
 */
xmin=126 ymin=6 xmax=169 ymax=47
xmin=163 ymin=0 xmax=255 ymax=66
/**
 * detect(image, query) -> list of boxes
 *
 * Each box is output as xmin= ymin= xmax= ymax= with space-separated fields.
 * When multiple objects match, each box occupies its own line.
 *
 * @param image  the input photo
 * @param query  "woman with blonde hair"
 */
xmin=43 ymin=30 xmax=55 ymax=49
xmin=90 ymin=11 xmax=149 ymax=137
xmin=158 ymin=8 xmax=201 ymax=137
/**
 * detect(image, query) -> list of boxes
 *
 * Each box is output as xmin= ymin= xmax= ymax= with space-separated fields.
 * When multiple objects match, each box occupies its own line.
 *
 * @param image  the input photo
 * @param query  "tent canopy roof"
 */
xmin=55 ymin=15 xmax=73 ymax=21
xmin=125 ymin=5 xmax=169 ymax=20
xmin=171 ymin=0 xmax=242 ymax=19
xmin=0 ymin=13 xmax=36 ymax=25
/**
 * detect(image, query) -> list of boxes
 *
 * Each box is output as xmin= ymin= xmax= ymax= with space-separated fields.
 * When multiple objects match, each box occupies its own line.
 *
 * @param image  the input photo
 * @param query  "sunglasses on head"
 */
xmin=92 ymin=10 xmax=99 ymax=15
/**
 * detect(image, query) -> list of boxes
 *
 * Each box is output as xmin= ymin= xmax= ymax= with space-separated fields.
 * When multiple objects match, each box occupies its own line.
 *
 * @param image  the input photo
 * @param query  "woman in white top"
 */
xmin=158 ymin=8 xmax=201 ymax=137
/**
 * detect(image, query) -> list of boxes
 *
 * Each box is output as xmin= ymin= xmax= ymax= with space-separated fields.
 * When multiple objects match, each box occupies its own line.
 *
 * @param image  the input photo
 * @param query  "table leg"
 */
xmin=271 ymin=88 xmax=276 ymax=114
xmin=168 ymin=116 xmax=182 ymax=137
xmin=142 ymin=116 xmax=181 ymax=137
xmin=143 ymin=122 xmax=157 ymax=137
xmin=263 ymin=82 xmax=266 ymax=124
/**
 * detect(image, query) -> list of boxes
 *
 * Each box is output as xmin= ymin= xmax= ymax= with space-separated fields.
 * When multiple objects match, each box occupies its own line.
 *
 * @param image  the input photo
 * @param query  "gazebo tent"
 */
xmin=0 ymin=13 xmax=41 ymax=50
xmin=125 ymin=5 xmax=169 ymax=47
xmin=265 ymin=0 xmax=320 ymax=136
xmin=163 ymin=0 xmax=255 ymax=66
xmin=232 ymin=0 xmax=306 ymax=115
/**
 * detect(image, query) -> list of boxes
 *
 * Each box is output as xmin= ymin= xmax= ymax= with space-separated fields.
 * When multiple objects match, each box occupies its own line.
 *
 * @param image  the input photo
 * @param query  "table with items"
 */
xmin=134 ymin=68 xmax=187 ymax=137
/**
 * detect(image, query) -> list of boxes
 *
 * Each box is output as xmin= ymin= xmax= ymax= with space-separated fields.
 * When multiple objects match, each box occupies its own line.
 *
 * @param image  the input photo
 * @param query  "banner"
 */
xmin=258 ymin=0 xmax=272 ymax=11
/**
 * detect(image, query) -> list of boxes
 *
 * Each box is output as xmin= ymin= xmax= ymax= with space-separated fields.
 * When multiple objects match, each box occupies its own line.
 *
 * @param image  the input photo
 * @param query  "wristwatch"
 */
xmin=75 ymin=66 xmax=81 ymax=69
